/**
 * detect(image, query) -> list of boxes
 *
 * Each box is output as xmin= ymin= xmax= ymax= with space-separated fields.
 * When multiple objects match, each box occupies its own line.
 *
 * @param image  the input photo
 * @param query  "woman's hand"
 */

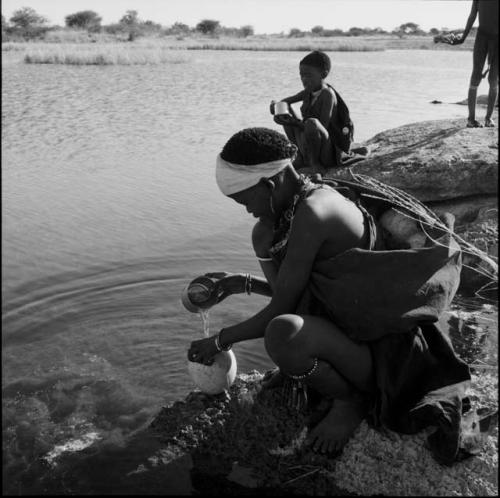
xmin=187 ymin=336 xmax=219 ymax=365
xmin=204 ymin=272 xmax=243 ymax=304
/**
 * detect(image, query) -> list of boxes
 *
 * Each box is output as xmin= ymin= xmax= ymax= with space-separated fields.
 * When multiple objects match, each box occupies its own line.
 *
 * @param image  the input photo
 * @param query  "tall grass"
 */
xmin=3 ymin=32 xmax=476 ymax=65
xmin=23 ymin=44 xmax=191 ymax=65
xmin=181 ymin=37 xmax=383 ymax=52
xmin=43 ymin=29 xmax=119 ymax=44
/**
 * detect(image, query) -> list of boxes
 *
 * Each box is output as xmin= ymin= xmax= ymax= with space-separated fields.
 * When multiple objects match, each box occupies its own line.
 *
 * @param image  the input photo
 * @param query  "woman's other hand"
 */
xmin=187 ymin=336 xmax=219 ymax=365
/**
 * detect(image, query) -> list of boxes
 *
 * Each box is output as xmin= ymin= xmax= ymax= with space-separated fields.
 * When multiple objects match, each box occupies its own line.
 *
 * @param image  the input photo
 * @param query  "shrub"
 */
xmin=9 ymin=7 xmax=47 ymax=29
xmin=65 ymin=11 xmax=102 ymax=33
xmin=240 ymin=25 xmax=254 ymax=37
xmin=195 ymin=19 xmax=220 ymax=35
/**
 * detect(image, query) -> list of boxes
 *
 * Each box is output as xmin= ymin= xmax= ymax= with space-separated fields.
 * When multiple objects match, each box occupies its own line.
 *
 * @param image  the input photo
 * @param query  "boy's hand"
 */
xmin=273 ymin=114 xmax=302 ymax=128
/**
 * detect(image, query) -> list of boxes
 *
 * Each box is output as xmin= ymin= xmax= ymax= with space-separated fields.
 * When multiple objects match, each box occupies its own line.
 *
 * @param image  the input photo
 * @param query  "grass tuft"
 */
xmin=22 ymin=45 xmax=191 ymax=65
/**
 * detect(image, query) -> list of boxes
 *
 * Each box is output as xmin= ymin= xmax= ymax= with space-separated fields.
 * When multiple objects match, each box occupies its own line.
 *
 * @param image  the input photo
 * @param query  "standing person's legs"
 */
xmin=468 ymin=32 xmax=488 ymax=127
xmin=264 ymin=314 xmax=375 ymax=454
xmin=485 ymin=43 xmax=498 ymax=126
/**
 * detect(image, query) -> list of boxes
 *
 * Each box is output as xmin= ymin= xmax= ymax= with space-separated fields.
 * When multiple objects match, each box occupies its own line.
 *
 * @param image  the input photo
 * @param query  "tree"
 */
xmin=65 ymin=10 xmax=102 ymax=32
xmin=288 ymin=27 xmax=304 ymax=38
xmin=240 ymin=25 xmax=254 ymax=37
xmin=429 ymin=28 xmax=440 ymax=36
xmin=348 ymin=27 xmax=364 ymax=36
xmin=311 ymin=25 xmax=324 ymax=36
xmin=10 ymin=7 xmax=47 ymax=29
xmin=119 ymin=10 xmax=140 ymax=41
xmin=397 ymin=22 xmax=423 ymax=35
xmin=120 ymin=10 xmax=139 ymax=26
xmin=170 ymin=22 xmax=190 ymax=35
xmin=323 ymin=28 xmax=345 ymax=37
xmin=195 ymin=19 xmax=220 ymax=35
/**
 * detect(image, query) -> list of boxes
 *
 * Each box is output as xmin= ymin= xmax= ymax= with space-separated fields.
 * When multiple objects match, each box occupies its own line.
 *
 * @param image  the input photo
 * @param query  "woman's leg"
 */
xmin=265 ymin=314 xmax=374 ymax=454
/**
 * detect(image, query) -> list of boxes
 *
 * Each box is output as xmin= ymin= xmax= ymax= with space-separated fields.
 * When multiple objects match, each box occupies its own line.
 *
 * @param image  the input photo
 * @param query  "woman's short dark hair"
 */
xmin=300 ymin=50 xmax=331 ymax=75
xmin=220 ymin=127 xmax=297 ymax=165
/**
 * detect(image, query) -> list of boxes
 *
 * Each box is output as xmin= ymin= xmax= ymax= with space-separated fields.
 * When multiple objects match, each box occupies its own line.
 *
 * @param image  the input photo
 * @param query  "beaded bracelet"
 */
xmin=244 ymin=273 xmax=252 ymax=295
xmin=214 ymin=329 xmax=232 ymax=352
xmin=288 ymin=357 xmax=319 ymax=380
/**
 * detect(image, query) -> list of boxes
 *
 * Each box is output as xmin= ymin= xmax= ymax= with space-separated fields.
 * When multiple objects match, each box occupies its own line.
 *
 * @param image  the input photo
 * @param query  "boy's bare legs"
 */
xmin=265 ymin=314 xmax=375 ymax=454
xmin=303 ymin=118 xmax=336 ymax=172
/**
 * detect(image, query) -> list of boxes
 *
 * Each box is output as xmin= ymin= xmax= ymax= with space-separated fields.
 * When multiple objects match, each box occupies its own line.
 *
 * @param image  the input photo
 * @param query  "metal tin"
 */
xmin=181 ymin=276 xmax=218 ymax=313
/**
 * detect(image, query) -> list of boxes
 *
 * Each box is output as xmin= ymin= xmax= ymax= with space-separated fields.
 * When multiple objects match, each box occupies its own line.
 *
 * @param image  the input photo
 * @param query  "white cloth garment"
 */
xmin=215 ymin=154 xmax=290 ymax=196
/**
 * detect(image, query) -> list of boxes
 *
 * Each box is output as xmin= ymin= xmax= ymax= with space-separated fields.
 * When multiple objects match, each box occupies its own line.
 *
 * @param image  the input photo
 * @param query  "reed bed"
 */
xmin=23 ymin=44 xmax=191 ymax=65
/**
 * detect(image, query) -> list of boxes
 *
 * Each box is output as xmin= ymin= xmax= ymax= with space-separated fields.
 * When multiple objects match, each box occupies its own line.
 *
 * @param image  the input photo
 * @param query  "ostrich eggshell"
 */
xmin=187 ymin=350 xmax=237 ymax=395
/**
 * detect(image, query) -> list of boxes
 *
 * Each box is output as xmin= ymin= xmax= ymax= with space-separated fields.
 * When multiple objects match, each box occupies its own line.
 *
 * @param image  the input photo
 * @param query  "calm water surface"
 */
xmin=2 ymin=49 xmax=495 ymax=494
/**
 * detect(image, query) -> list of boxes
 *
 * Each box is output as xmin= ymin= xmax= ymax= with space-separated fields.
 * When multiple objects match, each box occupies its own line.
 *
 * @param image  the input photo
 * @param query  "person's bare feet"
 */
xmin=306 ymin=398 xmax=365 ymax=455
xmin=466 ymin=118 xmax=483 ymax=128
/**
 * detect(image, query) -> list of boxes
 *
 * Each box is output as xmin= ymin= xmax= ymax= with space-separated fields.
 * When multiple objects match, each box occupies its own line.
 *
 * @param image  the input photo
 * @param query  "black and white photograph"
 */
xmin=2 ymin=0 xmax=498 ymax=495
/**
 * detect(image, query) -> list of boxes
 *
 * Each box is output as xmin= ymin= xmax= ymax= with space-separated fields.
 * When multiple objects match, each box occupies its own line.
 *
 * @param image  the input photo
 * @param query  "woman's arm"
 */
xmin=217 ymin=200 xmax=326 ymax=346
xmin=188 ymin=200 xmax=326 ymax=364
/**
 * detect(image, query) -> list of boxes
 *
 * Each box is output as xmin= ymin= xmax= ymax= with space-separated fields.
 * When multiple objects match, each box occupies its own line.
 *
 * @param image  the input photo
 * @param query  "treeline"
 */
xmin=1 ymin=6 xmax=468 ymax=42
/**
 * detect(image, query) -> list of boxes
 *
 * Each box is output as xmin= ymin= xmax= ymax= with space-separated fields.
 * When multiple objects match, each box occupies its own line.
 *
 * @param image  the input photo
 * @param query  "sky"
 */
xmin=1 ymin=0 xmax=474 ymax=34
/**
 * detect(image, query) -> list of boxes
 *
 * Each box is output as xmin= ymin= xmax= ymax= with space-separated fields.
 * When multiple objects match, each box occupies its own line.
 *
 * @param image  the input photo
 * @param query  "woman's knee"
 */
xmin=264 ymin=314 xmax=304 ymax=361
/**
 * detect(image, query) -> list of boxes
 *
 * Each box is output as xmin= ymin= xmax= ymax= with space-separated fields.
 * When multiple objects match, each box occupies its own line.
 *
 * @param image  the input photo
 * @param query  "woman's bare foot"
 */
xmin=306 ymin=398 xmax=365 ymax=455
xmin=261 ymin=368 xmax=286 ymax=390
xmin=485 ymin=118 xmax=495 ymax=127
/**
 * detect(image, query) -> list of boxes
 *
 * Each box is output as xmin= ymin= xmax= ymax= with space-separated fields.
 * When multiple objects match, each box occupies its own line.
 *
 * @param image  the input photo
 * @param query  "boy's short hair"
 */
xmin=220 ymin=127 xmax=297 ymax=165
xmin=300 ymin=50 xmax=331 ymax=75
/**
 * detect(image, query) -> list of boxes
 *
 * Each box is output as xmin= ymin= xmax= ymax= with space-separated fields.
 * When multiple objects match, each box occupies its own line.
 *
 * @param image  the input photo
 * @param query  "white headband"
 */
xmin=215 ymin=154 xmax=291 ymax=196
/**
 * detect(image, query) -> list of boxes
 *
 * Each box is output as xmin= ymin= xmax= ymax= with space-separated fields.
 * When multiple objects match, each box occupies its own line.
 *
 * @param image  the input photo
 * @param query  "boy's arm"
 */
xmin=281 ymin=90 xmax=306 ymax=104
xmin=317 ymin=89 xmax=336 ymax=130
